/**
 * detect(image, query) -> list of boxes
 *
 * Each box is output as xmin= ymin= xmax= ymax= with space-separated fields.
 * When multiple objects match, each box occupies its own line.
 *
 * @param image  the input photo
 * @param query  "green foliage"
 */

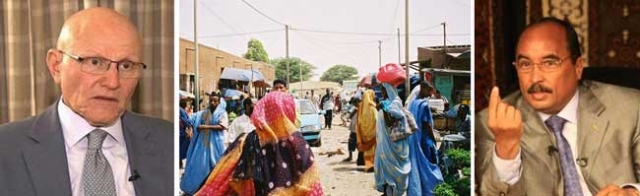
xmin=319 ymin=65 xmax=359 ymax=84
xmin=228 ymin=112 xmax=237 ymax=122
xmin=270 ymin=57 xmax=316 ymax=83
xmin=434 ymin=183 xmax=458 ymax=196
xmin=243 ymin=38 xmax=269 ymax=62
xmin=452 ymin=177 xmax=471 ymax=196
xmin=439 ymin=149 xmax=471 ymax=196
xmin=445 ymin=148 xmax=471 ymax=170
xmin=461 ymin=167 xmax=470 ymax=176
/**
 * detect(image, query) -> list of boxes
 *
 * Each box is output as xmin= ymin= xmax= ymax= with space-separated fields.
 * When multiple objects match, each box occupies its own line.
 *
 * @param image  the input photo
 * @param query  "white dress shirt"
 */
xmin=58 ymin=99 xmax=135 ymax=196
xmin=492 ymin=91 xmax=593 ymax=195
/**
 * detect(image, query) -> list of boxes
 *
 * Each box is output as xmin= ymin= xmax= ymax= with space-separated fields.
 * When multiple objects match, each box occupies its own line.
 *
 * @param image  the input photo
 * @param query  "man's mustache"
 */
xmin=527 ymin=83 xmax=553 ymax=94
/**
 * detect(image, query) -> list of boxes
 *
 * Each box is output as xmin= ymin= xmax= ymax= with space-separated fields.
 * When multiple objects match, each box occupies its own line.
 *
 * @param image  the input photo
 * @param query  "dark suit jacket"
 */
xmin=0 ymin=102 xmax=174 ymax=196
xmin=476 ymin=81 xmax=640 ymax=195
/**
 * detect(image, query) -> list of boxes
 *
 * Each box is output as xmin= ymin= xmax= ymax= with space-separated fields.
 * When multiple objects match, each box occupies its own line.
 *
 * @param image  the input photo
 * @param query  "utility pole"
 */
xmin=397 ymin=28 xmax=401 ymax=65
xmin=299 ymin=56 xmax=303 ymax=93
xmin=404 ymin=0 xmax=410 ymax=99
xmin=378 ymin=40 xmax=382 ymax=67
xmin=442 ymin=22 xmax=447 ymax=68
xmin=194 ymin=0 xmax=200 ymax=112
xmin=286 ymin=25 xmax=290 ymax=85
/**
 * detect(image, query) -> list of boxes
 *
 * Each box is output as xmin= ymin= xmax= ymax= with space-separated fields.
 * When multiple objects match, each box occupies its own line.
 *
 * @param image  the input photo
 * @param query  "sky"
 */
xmin=179 ymin=0 xmax=472 ymax=80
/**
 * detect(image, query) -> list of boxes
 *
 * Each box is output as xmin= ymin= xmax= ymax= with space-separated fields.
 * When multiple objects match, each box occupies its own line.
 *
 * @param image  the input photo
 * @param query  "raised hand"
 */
xmin=487 ymin=87 xmax=523 ymax=160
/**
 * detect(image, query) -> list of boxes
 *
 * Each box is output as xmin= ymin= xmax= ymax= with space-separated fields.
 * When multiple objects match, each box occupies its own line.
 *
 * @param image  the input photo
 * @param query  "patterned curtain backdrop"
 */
xmin=0 ymin=0 xmax=174 ymax=123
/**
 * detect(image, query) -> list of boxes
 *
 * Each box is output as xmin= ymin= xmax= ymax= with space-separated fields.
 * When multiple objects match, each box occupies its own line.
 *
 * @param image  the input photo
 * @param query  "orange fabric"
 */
xmin=363 ymin=145 xmax=376 ymax=171
xmin=195 ymin=92 xmax=323 ymax=196
xmin=251 ymin=92 xmax=298 ymax=144
xmin=357 ymin=90 xmax=377 ymax=151
xmin=268 ymin=163 xmax=323 ymax=196
xmin=195 ymin=135 xmax=247 ymax=196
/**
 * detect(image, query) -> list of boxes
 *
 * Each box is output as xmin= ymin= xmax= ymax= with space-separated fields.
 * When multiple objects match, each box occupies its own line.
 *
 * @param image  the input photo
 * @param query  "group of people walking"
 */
xmin=343 ymin=80 xmax=445 ymax=195
xmin=178 ymin=80 xmax=323 ymax=196
xmin=178 ymin=76 xmax=448 ymax=195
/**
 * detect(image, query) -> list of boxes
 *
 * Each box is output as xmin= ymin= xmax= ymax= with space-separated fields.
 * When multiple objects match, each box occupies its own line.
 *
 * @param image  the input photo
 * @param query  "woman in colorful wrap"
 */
xmin=181 ymin=92 xmax=229 ymax=195
xmin=196 ymin=91 xmax=323 ymax=196
xmin=374 ymin=83 xmax=411 ymax=196
xmin=407 ymin=81 xmax=443 ymax=195
xmin=356 ymin=89 xmax=378 ymax=172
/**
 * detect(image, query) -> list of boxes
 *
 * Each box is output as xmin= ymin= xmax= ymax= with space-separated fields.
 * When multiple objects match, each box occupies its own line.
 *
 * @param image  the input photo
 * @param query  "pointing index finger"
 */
xmin=489 ymin=86 xmax=501 ymax=119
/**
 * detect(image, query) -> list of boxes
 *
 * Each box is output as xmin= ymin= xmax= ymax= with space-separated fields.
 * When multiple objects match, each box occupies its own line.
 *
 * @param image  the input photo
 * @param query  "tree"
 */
xmin=270 ymin=57 xmax=315 ymax=83
xmin=243 ymin=38 xmax=269 ymax=62
xmin=320 ymin=65 xmax=358 ymax=84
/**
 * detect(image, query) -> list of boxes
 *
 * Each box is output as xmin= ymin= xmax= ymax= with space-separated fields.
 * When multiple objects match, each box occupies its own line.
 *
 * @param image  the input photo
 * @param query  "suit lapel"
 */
xmin=22 ymin=104 xmax=72 ymax=195
xmin=576 ymin=84 xmax=608 ymax=187
xmin=121 ymin=112 xmax=156 ymax=195
xmin=518 ymin=98 xmax=559 ymax=176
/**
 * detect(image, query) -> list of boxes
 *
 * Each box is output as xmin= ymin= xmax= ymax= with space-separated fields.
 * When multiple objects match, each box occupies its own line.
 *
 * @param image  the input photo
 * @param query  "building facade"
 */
xmin=178 ymin=38 xmax=276 ymax=98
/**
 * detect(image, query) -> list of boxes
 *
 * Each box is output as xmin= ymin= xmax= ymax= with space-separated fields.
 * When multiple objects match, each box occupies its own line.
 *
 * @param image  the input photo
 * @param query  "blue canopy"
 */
xmin=219 ymin=67 xmax=265 ymax=82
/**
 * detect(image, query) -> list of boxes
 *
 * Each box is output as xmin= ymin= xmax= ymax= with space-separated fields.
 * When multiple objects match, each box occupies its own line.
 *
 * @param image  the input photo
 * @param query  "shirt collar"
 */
xmin=538 ymin=90 xmax=579 ymax=123
xmin=58 ymin=98 xmax=125 ymax=148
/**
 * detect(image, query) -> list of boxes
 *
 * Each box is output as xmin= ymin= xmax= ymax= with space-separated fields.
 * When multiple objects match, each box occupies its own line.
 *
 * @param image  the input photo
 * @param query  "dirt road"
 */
xmin=312 ymin=121 xmax=381 ymax=196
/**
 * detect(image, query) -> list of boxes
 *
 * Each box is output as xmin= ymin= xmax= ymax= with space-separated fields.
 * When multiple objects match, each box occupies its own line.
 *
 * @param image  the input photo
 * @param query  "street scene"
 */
xmin=178 ymin=0 xmax=471 ymax=195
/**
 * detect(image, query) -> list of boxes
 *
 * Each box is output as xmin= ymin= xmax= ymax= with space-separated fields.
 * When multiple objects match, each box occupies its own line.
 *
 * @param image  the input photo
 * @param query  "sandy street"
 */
xmin=179 ymin=120 xmax=383 ymax=196
xmin=312 ymin=120 xmax=382 ymax=196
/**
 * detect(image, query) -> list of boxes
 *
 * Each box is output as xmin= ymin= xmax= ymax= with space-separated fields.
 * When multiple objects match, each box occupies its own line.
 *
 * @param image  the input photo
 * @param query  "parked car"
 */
xmin=295 ymin=99 xmax=323 ymax=147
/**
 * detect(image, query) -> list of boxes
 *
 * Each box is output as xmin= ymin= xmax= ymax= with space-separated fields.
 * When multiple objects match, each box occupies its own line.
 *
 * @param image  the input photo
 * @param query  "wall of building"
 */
xmin=418 ymin=45 xmax=471 ymax=69
xmin=178 ymin=38 xmax=276 ymax=96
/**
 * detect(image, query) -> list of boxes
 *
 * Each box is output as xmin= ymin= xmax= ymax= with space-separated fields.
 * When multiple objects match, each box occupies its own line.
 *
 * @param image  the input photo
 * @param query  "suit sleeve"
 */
xmin=476 ymin=110 xmax=525 ymax=195
xmin=632 ymin=95 xmax=640 ymax=182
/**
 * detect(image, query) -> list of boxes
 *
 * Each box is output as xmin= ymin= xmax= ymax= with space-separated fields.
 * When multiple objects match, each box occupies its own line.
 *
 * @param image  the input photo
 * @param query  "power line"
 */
xmin=413 ymin=33 xmax=469 ymax=36
xmin=292 ymin=27 xmax=468 ymax=36
xmin=412 ymin=23 xmax=443 ymax=33
xmin=241 ymin=0 xmax=285 ymax=26
xmin=389 ymin=0 xmax=401 ymax=31
xmin=295 ymin=32 xmax=369 ymax=67
xmin=199 ymin=1 xmax=246 ymax=41
xmin=295 ymin=31 xmax=392 ymax=45
xmin=200 ymin=28 xmax=284 ymax=38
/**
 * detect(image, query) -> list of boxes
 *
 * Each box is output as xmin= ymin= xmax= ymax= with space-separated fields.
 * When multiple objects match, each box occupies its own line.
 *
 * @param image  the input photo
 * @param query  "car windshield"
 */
xmin=297 ymin=100 xmax=317 ymax=114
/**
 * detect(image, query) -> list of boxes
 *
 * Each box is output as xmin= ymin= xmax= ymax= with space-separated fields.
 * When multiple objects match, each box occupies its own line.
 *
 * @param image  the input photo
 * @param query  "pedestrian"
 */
xmin=343 ymin=97 xmax=361 ymax=162
xmin=273 ymin=79 xmax=288 ymax=93
xmin=196 ymin=92 xmax=324 ymax=195
xmin=320 ymin=89 xmax=334 ymax=130
xmin=375 ymin=83 xmax=410 ymax=196
xmin=335 ymin=93 xmax=342 ymax=113
xmin=311 ymin=90 xmax=320 ymax=108
xmin=407 ymin=81 xmax=443 ymax=195
xmin=226 ymin=98 xmax=256 ymax=145
xmin=179 ymin=98 xmax=194 ymax=169
xmin=181 ymin=92 xmax=229 ymax=195
xmin=357 ymin=90 xmax=378 ymax=172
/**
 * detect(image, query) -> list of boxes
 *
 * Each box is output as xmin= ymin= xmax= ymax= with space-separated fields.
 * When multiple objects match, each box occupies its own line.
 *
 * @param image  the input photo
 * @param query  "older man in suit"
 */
xmin=0 ymin=8 xmax=173 ymax=196
xmin=476 ymin=17 xmax=640 ymax=195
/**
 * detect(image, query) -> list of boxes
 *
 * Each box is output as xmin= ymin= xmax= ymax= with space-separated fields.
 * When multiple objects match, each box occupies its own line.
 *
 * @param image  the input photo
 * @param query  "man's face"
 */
xmin=515 ymin=23 xmax=583 ymax=114
xmin=381 ymin=86 xmax=388 ymax=99
xmin=209 ymin=95 xmax=220 ymax=109
xmin=245 ymin=102 xmax=256 ymax=116
xmin=420 ymin=85 xmax=433 ymax=97
xmin=274 ymin=83 xmax=287 ymax=92
xmin=47 ymin=8 xmax=142 ymax=127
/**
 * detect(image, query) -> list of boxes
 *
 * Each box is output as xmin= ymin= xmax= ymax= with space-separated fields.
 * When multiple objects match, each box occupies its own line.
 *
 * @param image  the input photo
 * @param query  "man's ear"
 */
xmin=574 ymin=56 xmax=585 ymax=80
xmin=46 ymin=49 xmax=62 ymax=84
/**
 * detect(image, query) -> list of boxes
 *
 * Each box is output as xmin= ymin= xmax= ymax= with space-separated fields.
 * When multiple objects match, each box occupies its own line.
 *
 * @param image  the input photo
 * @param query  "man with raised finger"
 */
xmin=476 ymin=17 xmax=640 ymax=196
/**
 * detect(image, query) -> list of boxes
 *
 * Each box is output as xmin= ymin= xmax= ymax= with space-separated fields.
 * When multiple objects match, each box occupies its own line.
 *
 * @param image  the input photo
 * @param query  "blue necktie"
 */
xmin=545 ymin=115 xmax=584 ymax=196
